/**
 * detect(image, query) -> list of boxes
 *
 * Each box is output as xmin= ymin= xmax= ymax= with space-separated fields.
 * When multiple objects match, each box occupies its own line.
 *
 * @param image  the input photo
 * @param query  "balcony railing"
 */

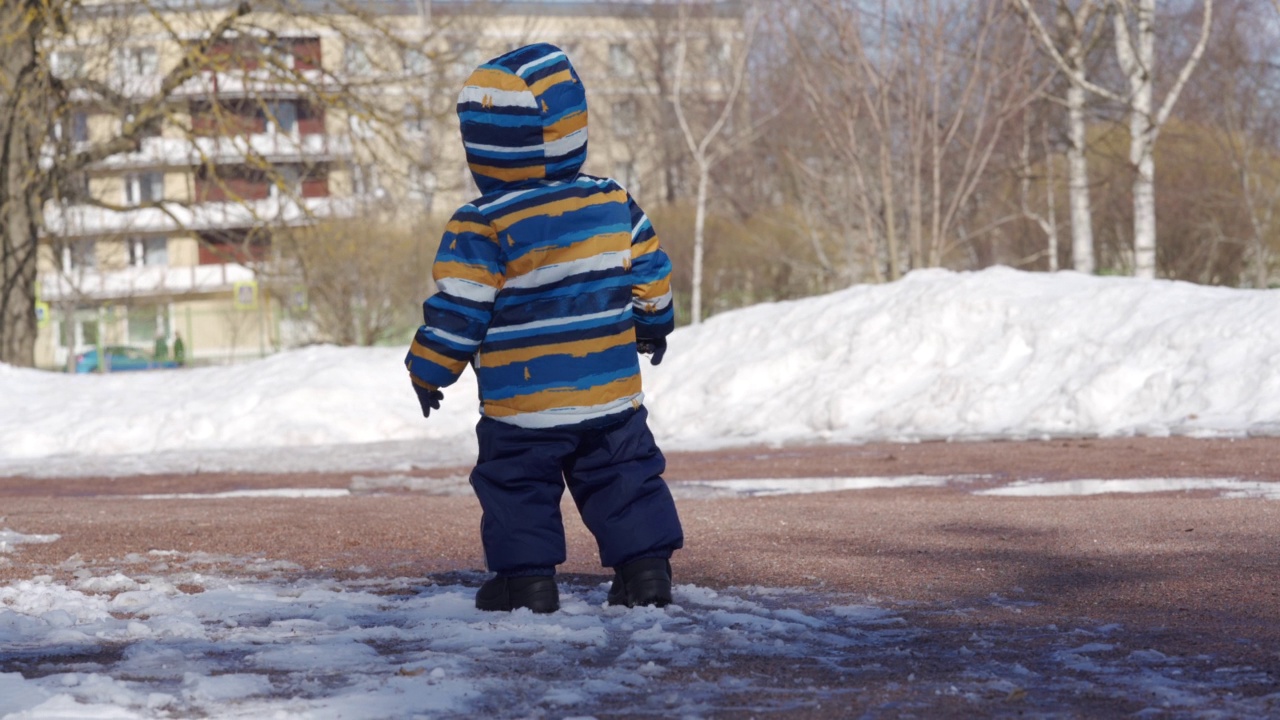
xmin=175 ymin=68 xmax=333 ymax=100
xmin=45 ymin=195 xmax=357 ymax=238
xmin=87 ymin=132 xmax=350 ymax=171
xmin=39 ymin=262 xmax=258 ymax=303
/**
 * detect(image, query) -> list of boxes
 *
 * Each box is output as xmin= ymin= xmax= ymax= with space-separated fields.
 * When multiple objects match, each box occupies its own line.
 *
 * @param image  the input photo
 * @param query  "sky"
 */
xmin=3 ymin=266 xmax=1279 ymax=717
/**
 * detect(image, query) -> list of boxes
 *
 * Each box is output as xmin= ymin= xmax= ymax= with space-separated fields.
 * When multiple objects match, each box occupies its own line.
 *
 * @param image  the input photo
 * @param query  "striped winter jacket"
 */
xmin=405 ymin=43 xmax=675 ymax=430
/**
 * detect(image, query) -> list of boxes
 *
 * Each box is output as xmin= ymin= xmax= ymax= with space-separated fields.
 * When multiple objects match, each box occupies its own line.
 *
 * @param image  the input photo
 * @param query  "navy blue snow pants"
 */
xmin=469 ymin=406 xmax=684 ymax=577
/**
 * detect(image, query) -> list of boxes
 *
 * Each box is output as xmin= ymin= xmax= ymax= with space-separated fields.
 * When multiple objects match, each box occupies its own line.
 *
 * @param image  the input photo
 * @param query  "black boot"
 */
xmin=607 ymin=557 xmax=672 ymax=608
xmin=475 ymin=575 xmax=560 ymax=613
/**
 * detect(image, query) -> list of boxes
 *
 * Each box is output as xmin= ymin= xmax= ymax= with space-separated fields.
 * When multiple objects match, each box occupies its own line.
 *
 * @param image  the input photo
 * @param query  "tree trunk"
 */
xmin=1065 ymin=82 xmax=1096 ymax=274
xmin=1130 ymin=129 xmax=1158 ymax=279
xmin=878 ymin=139 xmax=901 ymax=280
xmin=0 ymin=1 xmax=48 ymax=368
xmin=1112 ymin=0 xmax=1212 ymax=280
xmin=1124 ymin=0 xmax=1159 ymax=279
xmin=691 ymin=162 xmax=709 ymax=324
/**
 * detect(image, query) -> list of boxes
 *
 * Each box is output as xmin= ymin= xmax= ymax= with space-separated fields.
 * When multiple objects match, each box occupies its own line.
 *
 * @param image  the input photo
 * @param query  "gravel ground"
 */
xmin=2 ymin=436 xmax=1279 ymax=718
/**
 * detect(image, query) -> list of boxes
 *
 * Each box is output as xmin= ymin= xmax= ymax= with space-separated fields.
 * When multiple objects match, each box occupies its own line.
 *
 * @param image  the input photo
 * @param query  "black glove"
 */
xmin=636 ymin=337 xmax=667 ymax=366
xmin=413 ymin=382 xmax=444 ymax=418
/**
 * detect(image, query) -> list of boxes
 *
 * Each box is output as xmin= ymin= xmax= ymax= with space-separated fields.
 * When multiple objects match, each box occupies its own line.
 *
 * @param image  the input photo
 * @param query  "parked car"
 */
xmin=74 ymin=346 xmax=180 ymax=373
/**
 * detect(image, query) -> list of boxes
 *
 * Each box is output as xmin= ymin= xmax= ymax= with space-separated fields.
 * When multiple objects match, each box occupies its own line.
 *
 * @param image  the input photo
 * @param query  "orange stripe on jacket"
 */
xmin=482 ymin=376 xmax=643 ymax=416
xmin=467 ymin=68 xmax=531 ymax=93
xmin=529 ymin=69 xmax=574 ymax=96
xmin=408 ymin=341 xmax=469 ymax=376
xmin=470 ymin=163 xmax=546 ymax=185
xmin=432 ymin=260 xmax=505 ymax=289
xmin=544 ymin=110 xmax=588 ymax=143
xmin=506 ymin=232 xmax=631 ymax=280
xmin=493 ymin=189 xmax=627 ymax=232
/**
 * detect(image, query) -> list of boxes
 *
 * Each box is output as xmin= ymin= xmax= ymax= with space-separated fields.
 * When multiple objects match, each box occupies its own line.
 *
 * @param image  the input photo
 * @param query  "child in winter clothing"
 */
xmin=405 ymin=43 xmax=683 ymax=613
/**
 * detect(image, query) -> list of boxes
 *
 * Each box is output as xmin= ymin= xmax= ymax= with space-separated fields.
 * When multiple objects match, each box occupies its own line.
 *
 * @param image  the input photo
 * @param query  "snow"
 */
xmin=978 ymin=477 xmax=1280 ymax=499
xmin=1 ymin=564 xmax=1274 ymax=719
xmin=4 ymin=267 xmax=1280 ymax=478
xmin=3 ymin=267 xmax=1280 ymax=716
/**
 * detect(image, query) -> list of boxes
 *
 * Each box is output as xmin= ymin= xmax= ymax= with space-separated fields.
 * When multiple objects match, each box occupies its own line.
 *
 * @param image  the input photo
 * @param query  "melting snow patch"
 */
xmin=134 ymin=488 xmax=351 ymax=500
xmin=670 ymin=475 xmax=980 ymax=498
xmin=0 ymin=529 xmax=59 ymax=554
xmin=976 ymin=477 xmax=1280 ymax=499
xmin=1 ymin=569 xmax=1275 ymax=718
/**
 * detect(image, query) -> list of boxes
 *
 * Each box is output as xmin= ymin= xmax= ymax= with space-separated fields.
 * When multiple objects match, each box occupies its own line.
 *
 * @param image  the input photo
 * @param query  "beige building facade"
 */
xmin=36 ymin=0 xmax=742 ymax=370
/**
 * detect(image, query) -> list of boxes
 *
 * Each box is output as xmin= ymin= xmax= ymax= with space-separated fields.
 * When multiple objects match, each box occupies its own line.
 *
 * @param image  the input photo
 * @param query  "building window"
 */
xmin=344 ymin=41 xmax=372 ymax=75
xmin=127 ymin=306 xmax=167 ymax=346
xmin=79 ymin=314 xmax=99 ymax=347
xmin=268 ymin=101 xmax=297 ymax=135
xmin=270 ymin=166 xmax=301 ymax=198
xmin=51 ymin=50 xmax=84 ymax=79
xmin=122 ymin=111 xmax=161 ymax=140
xmin=72 ymin=112 xmax=89 ymax=143
xmin=55 ymin=111 xmax=89 ymax=144
xmin=609 ymin=43 xmax=635 ymax=77
xmin=263 ymin=40 xmax=296 ymax=70
xmin=64 ymin=240 xmax=97 ymax=272
xmin=129 ymin=237 xmax=168 ymax=267
xmin=124 ymin=172 xmax=164 ymax=205
xmin=352 ymin=163 xmax=383 ymax=198
xmin=612 ymin=99 xmax=637 ymax=137
xmin=116 ymin=46 xmax=158 ymax=78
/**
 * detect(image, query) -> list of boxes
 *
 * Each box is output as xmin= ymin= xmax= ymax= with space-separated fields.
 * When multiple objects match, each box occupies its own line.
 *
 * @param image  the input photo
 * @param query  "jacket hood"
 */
xmin=456 ymin=43 xmax=589 ymax=196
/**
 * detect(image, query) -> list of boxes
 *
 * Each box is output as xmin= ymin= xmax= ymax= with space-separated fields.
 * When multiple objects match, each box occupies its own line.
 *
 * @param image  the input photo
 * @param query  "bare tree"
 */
xmin=1017 ymin=109 xmax=1062 ymax=272
xmin=272 ymin=217 xmax=434 ymax=346
xmin=791 ymin=0 xmax=1039 ymax=281
xmin=1112 ymin=0 xmax=1214 ymax=278
xmin=669 ymin=1 xmax=780 ymax=324
xmin=1192 ymin=0 xmax=1280 ymax=287
xmin=1012 ymin=0 xmax=1109 ymax=274
xmin=1016 ymin=0 xmax=1213 ymax=279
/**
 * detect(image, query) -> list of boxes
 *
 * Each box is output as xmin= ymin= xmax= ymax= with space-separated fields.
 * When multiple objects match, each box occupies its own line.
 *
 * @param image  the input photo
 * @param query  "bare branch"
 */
xmin=1011 ymin=0 xmax=1127 ymax=104
xmin=1152 ymin=0 xmax=1214 ymax=130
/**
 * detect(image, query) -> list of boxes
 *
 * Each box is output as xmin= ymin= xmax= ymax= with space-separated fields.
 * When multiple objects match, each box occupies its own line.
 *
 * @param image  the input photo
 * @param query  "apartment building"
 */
xmin=35 ymin=0 xmax=743 ymax=370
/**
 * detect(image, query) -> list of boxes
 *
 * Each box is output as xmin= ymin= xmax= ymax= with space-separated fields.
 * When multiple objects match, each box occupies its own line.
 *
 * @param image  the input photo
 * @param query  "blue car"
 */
xmin=75 ymin=346 xmax=179 ymax=373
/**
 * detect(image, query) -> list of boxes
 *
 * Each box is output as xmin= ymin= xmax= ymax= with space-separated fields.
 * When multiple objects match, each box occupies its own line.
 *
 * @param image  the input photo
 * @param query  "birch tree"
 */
xmin=1016 ymin=0 xmax=1213 ymax=278
xmin=1012 ymin=0 xmax=1108 ymax=274
xmin=1112 ymin=0 xmax=1213 ymax=278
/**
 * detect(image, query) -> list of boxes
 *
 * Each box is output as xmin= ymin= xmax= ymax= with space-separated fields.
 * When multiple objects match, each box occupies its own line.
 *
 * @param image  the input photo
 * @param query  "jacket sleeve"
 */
xmin=627 ymin=193 xmax=675 ymax=340
xmin=405 ymin=206 xmax=504 ymax=390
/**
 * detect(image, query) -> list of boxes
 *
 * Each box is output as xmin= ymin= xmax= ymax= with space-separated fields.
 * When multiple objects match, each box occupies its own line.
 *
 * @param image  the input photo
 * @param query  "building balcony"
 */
xmin=39 ymin=262 xmax=258 ymax=303
xmin=175 ymin=68 xmax=333 ymax=101
xmin=45 ymin=195 xmax=357 ymax=239
xmin=86 ymin=132 xmax=349 ymax=172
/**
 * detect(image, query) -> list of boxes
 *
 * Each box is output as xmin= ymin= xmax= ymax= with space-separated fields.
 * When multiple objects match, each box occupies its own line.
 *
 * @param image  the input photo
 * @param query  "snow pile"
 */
xmin=646 ymin=267 xmax=1280 ymax=443
xmin=3 ymin=267 xmax=1279 ymax=475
